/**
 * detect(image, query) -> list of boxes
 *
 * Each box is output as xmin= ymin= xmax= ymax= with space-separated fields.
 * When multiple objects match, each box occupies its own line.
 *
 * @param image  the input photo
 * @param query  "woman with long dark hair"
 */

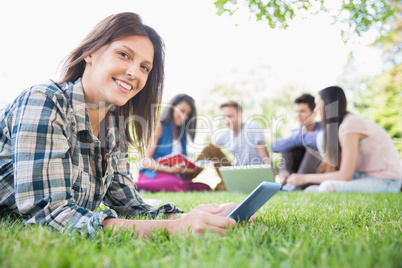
xmin=0 ymin=12 xmax=237 ymax=237
xmin=287 ymin=86 xmax=402 ymax=192
xmin=136 ymin=93 xmax=211 ymax=192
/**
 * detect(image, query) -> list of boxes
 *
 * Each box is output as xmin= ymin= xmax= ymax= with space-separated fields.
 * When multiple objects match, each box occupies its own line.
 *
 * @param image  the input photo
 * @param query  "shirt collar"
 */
xmin=69 ymin=78 xmax=90 ymax=133
xmin=69 ymin=79 xmax=120 ymax=147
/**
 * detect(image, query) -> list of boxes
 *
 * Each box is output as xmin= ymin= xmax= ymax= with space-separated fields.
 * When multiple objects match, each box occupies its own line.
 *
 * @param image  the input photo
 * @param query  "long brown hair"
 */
xmin=160 ymin=94 xmax=197 ymax=142
xmin=59 ymin=12 xmax=164 ymax=154
xmin=317 ymin=86 xmax=348 ymax=172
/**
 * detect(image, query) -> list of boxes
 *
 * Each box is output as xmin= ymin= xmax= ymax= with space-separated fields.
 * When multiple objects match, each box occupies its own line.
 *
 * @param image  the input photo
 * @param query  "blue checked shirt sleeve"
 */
xmin=11 ymin=87 xmax=116 ymax=235
xmin=270 ymin=129 xmax=301 ymax=152
xmin=271 ymin=127 xmax=321 ymax=152
xmin=103 ymin=153 xmax=183 ymax=218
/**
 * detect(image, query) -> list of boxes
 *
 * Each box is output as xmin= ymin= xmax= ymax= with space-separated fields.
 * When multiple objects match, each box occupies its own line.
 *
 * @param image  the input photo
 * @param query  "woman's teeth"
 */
xmin=116 ymin=80 xmax=132 ymax=90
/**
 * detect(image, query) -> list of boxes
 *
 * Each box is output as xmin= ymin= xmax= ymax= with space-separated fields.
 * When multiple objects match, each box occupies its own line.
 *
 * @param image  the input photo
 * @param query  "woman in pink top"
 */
xmin=287 ymin=86 xmax=402 ymax=192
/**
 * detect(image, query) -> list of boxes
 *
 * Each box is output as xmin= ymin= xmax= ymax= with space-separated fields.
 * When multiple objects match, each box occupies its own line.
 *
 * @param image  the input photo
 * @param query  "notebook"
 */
xmin=219 ymin=165 xmax=276 ymax=194
xmin=156 ymin=153 xmax=197 ymax=168
xmin=156 ymin=153 xmax=218 ymax=169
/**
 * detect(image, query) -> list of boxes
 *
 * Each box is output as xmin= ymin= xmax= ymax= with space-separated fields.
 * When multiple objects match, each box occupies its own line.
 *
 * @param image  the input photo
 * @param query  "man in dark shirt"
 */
xmin=271 ymin=94 xmax=322 ymax=191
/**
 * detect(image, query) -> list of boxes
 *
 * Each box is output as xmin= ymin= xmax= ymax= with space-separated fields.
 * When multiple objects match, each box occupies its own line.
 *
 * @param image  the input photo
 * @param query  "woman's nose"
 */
xmin=126 ymin=63 xmax=139 ymax=78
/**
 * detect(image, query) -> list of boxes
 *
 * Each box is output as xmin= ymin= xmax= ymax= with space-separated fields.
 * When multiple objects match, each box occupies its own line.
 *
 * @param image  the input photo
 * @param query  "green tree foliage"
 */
xmin=352 ymin=4 xmax=402 ymax=155
xmin=214 ymin=0 xmax=400 ymax=40
xmin=354 ymin=64 xmax=402 ymax=155
xmin=213 ymin=0 xmax=402 ymax=157
xmin=215 ymin=0 xmax=325 ymax=28
xmin=374 ymin=3 xmax=402 ymax=66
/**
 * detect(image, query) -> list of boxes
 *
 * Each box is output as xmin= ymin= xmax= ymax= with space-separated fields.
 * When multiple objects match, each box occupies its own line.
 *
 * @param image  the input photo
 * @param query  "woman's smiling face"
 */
xmin=173 ymin=101 xmax=192 ymax=127
xmin=82 ymin=35 xmax=154 ymax=107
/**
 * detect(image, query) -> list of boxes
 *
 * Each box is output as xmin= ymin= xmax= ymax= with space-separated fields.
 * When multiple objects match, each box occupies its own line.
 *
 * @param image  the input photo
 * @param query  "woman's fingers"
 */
xmin=216 ymin=203 xmax=238 ymax=217
xmin=182 ymin=167 xmax=198 ymax=174
xmin=247 ymin=214 xmax=258 ymax=223
xmin=174 ymin=202 xmax=261 ymax=236
xmin=178 ymin=207 xmax=236 ymax=236
xmin=194 ymin=203 xmax=225 ymax=214
xmin=191 ymin=211 xmax=236 ymax=236
xmin=192 ymin=224 xmax=232 ymax=236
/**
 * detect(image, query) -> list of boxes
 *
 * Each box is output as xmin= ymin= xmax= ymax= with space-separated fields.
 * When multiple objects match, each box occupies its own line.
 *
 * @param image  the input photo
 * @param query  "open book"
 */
xmin=156 ymin=153 xmax=218 ymax=169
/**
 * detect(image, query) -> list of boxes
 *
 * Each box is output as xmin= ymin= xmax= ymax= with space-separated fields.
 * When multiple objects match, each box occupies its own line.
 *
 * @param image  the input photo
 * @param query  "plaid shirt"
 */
xmin=0 ymin=79 xmax=182 ymax=235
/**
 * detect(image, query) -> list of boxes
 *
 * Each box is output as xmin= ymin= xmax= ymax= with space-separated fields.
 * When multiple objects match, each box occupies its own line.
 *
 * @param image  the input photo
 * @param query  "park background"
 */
xmin=1 ymin=1 xmax=401 ymax=267
xmin=0 ymin=0 xmax=400 ymax=167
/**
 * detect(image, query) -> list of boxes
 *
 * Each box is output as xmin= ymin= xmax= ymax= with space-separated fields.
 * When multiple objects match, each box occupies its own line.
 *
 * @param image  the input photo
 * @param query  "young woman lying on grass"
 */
xmin=0 ymin=12 xmax=244 ymax=237
xmin=287 ymin=86 xmax=402 ymax=192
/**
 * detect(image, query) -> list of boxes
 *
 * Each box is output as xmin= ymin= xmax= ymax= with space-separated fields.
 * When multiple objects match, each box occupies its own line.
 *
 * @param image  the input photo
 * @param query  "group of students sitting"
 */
xmin=135 ymin=89 xmax=402 ymax=195
xmin=271 ymin=92 xmax=402 ymax=193
xmin=135 ymin=96 xmax=272 ymax=192
xmin=0 ymin=12 xmax=401 ymax=237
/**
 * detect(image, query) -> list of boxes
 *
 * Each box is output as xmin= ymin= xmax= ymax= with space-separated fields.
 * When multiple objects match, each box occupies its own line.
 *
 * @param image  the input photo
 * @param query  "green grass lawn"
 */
xmin=1 ymin=192 xmax=401 ymax=268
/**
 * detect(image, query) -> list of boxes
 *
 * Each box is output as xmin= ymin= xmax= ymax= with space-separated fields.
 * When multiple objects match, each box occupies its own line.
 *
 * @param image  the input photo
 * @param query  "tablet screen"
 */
xmin=227 ymin=181 xmax=281 ymax=222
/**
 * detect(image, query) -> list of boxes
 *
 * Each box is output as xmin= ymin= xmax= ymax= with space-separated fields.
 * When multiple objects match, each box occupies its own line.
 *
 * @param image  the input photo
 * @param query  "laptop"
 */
xmin=219 ymin=165 xmax=276 ymax=194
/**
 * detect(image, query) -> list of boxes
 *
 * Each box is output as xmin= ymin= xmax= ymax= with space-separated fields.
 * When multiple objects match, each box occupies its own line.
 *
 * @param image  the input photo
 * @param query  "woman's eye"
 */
xmin=141 ymin=65 xmax=150 ymax=72
xmin=118 ymin=52 xmax=129 ymax=59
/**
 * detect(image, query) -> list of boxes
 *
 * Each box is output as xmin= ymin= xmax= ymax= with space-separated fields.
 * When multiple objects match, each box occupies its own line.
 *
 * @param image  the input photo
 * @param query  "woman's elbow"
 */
xmin=339 ymin=171 xmax=354 ymax=181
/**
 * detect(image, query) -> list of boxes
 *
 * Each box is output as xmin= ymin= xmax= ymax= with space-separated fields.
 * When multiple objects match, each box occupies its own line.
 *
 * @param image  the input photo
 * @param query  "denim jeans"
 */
xmin=312 ymin=171 xmax=402 ymax=193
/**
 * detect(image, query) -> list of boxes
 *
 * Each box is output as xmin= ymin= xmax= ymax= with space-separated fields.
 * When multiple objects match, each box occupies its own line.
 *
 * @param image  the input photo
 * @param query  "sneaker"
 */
xmin=280 ymin=183 xmax=301 ymax=192
xmin=303 ymin=185 xmax=320 ymax=192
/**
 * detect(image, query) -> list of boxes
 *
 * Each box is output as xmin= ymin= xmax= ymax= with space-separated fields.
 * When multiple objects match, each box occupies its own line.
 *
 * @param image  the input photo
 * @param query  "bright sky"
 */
xmin=0 ymin=0 xmax=383 ymax=107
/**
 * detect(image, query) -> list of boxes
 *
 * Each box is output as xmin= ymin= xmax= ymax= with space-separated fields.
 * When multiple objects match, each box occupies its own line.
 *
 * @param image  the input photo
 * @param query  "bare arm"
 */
xmin=102 ymin=204 xmax=237 ymax=237
xmin=256 ymin=142 xmax=271 ymax=165
xmin=287 ymin=133 xmax=362 ymax=185
xmin=256 ymin=142 xmax=276 ymax=176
